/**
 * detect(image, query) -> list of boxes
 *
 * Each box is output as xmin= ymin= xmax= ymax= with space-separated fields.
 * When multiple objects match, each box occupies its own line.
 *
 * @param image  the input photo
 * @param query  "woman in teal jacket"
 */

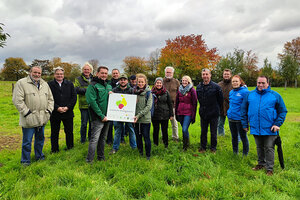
xmin=134 ymin=73 xmax=152 ymax=160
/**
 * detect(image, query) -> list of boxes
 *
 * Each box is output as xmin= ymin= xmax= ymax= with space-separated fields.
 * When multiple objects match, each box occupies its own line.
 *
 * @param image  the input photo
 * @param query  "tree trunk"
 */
xmin=295 ymin=79 xmax=297 ymax=88
xmin=284 ymin=80 xmax=287 ymax=90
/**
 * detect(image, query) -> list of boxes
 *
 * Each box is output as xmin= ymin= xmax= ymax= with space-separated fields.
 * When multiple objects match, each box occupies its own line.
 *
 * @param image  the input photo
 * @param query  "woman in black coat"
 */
xmin=151 ymin=77 xmax=174 ymax=148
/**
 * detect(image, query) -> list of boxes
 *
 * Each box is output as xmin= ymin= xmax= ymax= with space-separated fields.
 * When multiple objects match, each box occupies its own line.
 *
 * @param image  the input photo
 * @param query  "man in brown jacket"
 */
xmin=217 ymin=69 xmax=232 ymax=136
xmin=163 ymin=66 xmax=180 ymax=141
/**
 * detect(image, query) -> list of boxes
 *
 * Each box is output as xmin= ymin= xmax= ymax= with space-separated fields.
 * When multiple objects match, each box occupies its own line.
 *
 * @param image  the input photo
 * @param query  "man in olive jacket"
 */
xmin=85 ymin=66 xmax=112 ymax=163
xmin=13 ymin=66 xmax=54 ymax=165
xmin=74 ymin=62 xmax=93 ymax=143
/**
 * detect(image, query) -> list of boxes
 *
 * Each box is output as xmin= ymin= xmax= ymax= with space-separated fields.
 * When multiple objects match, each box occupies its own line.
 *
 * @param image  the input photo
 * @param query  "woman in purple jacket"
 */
xmin=175 ymin=76 xmax=197 ymax=151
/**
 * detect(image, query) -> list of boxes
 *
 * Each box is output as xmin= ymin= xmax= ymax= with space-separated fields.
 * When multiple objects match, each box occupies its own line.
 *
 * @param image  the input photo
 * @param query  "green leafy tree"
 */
xmin=122 ymin=56 xmax=149 ymax=76
xmin=1 ymin=57 xmax=29 ymax=80
xmin=30 ymin=59 xmax=51 ymax=76
xmin=0 ymin=23 xmax=10 ymax=48
xmin=279 ymin=54 xmax=299 ymax=89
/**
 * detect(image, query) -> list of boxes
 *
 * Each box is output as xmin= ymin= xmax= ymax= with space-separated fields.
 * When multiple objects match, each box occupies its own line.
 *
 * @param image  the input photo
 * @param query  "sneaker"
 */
xmin=266 ymin=170 xmax=273 ymax=176
xmin=252 ymin=165 xmax=265 ymax=171
xmin=109 ymin=149 xmax=117 ymax=155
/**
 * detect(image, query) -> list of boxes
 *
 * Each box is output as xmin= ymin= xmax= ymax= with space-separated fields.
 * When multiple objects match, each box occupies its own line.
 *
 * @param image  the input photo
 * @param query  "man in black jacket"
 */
xmin=196 ymin=68 xmax=223 ymax=153
xmin=48 ymin=67 xmax=77 ymax=153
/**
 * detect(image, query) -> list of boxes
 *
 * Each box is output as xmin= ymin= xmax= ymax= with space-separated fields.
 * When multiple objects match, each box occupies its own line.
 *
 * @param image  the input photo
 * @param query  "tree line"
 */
xmin=1 ymin=29 xmax=299 ymax=87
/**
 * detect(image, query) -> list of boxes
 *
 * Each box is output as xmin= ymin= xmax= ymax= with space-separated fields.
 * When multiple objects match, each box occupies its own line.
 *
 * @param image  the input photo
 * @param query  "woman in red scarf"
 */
xmin=151 ymin=77 xmax=174 ymax=148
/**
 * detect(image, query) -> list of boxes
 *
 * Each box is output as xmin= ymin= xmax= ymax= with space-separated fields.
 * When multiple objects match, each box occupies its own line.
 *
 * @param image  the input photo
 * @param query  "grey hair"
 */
xmin=82 ymin=62 xmax=93 ymax=72
xmin=30 ymin=66 xmax=42 ymax=72
xmin=202 ymin=68 xmax=211 ymax=74
xmin=165 ymin=66 xmax=175 ymax=73
xmin=53 ymin=66 xmax=64 ymax=73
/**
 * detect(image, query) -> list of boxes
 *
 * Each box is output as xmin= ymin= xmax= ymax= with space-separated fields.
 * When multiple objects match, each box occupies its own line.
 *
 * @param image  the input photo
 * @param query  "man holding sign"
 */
xmin=109 ymin=74 xmax=137 ymax=154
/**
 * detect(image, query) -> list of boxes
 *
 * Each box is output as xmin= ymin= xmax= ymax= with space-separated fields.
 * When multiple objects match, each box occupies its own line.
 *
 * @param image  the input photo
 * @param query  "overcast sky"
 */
xmin=1 ymin=0 xmax=300 ymax=71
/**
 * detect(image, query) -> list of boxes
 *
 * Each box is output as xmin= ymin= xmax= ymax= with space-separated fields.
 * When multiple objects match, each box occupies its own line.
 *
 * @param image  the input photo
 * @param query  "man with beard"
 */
xmin=13 ymin=66 xmax=54 ymax=165
xmin=163 ymin=66 xmax=180 ymax=142
xmin=217 ymin=69 xmax=233 ymax=136
xmin=109 ymin=74 xmax=137 ymax=154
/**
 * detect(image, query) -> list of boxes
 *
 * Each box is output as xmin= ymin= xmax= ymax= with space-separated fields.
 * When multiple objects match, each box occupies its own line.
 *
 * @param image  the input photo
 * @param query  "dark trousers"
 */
xmin=106 ymin=121 xmax=114 ymax=144
xmin=134 ymin=123 xmax=151 ymax=157
xmin=50 ymin=117 xmax=74 ymax=152
xmin=152 ymin=120 xmax=169 ymax=147
xmin=254 ymin=135 xmax=277 ymax=171
xmin=229 ymin=120 xmax=249 ymax=155
xmin=79 ymin=109 xmax=91 ymax=143
xmin=200 ymin=117 xmax=218 ymax=151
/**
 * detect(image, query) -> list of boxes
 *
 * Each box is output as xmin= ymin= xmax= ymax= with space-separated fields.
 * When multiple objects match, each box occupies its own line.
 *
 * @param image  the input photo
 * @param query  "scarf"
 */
xmin=134 ymin=85 xmax=146 ymax=95
xmin=179 ymin=84 xmax=193 ymax=96
xmin=151 ymin=86 xmax=166 ymax=96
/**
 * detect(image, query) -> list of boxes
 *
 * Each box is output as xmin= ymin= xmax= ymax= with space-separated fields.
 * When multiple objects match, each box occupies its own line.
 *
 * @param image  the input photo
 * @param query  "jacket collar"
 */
xmin=255 ymin=86 xmax=270 ymax=94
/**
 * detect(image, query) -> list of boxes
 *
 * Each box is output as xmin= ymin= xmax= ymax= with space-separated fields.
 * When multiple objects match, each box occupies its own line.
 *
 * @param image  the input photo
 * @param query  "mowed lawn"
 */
xmin=0 ymin=81 xmax=299 ymax=200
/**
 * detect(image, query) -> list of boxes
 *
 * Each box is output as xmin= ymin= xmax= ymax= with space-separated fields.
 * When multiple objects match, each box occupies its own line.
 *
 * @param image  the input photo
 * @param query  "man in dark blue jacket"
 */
xmin=196 ymin=68 xmax=223 ymax=153
xmin=48 ymin=67 xmax=77 ymax=153
xmin=241 ymin=76 xmax=287 ymax=176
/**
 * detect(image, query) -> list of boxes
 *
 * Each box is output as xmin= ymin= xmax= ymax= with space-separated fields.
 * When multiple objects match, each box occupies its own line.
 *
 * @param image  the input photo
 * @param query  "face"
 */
xmin=257 ymin=77 xmax=269 ymax=91
xmin=112 ymin=70 xmax=120 ymax=79
xmin=155 ymin=80 xmax=163 ymax=89
xmin=97 ymin=68 xmax=108 ymax=80
xmin=130 ymin=79 xmax=136 ymax=86
xmin=30 ymin=67 xmax=42 ymax=81
xmin=137 ymin=77 xmax=146 ymax=88
xmin=182 ymin=78 xmax=189 ymax=87
xmin=202 ymin=70 xmax=211 ymax=83
xmin=231 ymin=77 xmax=241 ymax=89
xmin=119 ymin=78 xmax=128 ymax=87
xmin=165 ymin=68 xmax=174 ymax=78
xmin=223 ymin=71 xmax=231 ymax=80
xmin=82 ymin=65 xmax=91 ymax=77
xmin=54 ymin=69 xmax=64 ymax=82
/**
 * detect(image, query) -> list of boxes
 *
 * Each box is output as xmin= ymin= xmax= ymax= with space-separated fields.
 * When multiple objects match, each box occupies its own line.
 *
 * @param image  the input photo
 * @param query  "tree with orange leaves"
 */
xmin=158 ymin=34 xmax=220 ymax=79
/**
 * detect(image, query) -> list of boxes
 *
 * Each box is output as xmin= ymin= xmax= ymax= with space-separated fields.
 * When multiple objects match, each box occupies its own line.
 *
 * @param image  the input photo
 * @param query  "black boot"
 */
xmin=183 ymin=137 xmax=188 ymax=151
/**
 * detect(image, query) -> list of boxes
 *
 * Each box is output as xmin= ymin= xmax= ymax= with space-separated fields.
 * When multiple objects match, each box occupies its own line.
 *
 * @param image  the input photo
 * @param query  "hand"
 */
xmin=63 ymin=107 xmax=68 ymax=112
xmin=109 ymin=91 xmax=113 ymax=94
xmin=271 ymin=125 xmax=280 ymax=133
xmin=57 ymin=107 xmax=64 ymax=113
xmin=102 ymin=117 xmax=108 ymax=122
xmin=133 ymin=116 xmax=138 ymax=123
xmin=170 ymin=117 xmax=174 ymax=121
xmin=243 ymin=128 xmax=249 ymax=132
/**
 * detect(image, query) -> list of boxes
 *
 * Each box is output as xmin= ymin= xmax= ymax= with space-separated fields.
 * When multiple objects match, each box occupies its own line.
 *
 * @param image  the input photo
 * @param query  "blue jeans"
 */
xmin=113 ymin=121 xmax=136 ymax=150
xmin=217 ymin=115 xmax=226 ymax=136
xmin=134 ymin=123 xmax=151 ymax=157
xmin=80 ymin=109 xmax=91 ymax=143
xmin=21 ymin=126 xmax=45 ymax=164
xmin=177 ymin=115 xmax=191 ymax=139
xmin=229 ymin=120 xmax=249 ymax=155
xmin=86 ymin=120 xmax=109 ymax=162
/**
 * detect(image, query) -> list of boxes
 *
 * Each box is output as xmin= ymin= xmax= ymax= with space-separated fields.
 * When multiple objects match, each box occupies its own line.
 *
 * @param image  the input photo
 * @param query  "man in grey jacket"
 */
xmin=13 ymin=66 xmax=54 ymax=165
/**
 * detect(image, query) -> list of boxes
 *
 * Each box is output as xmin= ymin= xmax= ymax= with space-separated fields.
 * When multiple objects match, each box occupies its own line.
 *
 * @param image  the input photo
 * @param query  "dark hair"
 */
xmin=232 ymin=75 xmax=245 ymax=86
xmin=223 ymin=69 xmax=232 ymax=74
xmin=97 ymin=66 xmax=109 ymax=72
xmin=112 ymin=68 xmax=120 ymax=73
xmin=257 ymin=75 xmax=269 ymax=83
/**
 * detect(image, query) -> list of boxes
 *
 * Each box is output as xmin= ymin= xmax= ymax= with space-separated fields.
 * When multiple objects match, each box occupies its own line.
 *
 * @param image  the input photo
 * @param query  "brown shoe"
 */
xmin=198 ymin=149 xmax=206 ymax=153
xmin=252 ymin=165 xmax=265 ymax=171
xmin=266 ymin=170 xmax=273 ymax=176
xmin=210 ymin=149 xmax=216 ymax=154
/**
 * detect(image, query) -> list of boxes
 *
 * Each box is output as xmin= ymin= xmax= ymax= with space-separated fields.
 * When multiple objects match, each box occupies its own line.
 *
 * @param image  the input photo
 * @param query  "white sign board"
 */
xmin=107 ymin=93 xmax=137 ymax=122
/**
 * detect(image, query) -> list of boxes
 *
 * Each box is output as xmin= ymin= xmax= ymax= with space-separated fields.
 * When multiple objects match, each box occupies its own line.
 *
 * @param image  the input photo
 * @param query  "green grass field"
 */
xmin=0 ymin=81 xmax=299 ymax=200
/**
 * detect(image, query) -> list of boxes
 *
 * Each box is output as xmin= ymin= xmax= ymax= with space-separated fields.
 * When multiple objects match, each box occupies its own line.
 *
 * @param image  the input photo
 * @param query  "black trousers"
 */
xmin=152 ymin=120 xmax=169 ymax=147
xmin=50 ymin=117 xmax=74 ymax=152
xmin=200 ymin=117 xmax=218 ymax=151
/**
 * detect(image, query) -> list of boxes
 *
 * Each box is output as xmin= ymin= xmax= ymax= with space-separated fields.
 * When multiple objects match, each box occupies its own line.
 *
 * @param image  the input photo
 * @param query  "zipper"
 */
xmin=258 ymin=94 xmax=262 ymax=135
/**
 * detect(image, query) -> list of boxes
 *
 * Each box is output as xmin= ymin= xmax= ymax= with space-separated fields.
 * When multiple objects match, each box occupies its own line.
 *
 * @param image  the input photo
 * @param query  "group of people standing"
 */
xmin=12 ymin=64 xmax=287 ymax=176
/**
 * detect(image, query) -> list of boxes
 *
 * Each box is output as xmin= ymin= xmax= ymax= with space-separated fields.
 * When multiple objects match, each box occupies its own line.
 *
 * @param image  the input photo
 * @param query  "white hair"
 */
xmin=82 ymin=62 xmax=93 ymax=72
xmin=165 ymin=66 xmax=175 ymax=73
